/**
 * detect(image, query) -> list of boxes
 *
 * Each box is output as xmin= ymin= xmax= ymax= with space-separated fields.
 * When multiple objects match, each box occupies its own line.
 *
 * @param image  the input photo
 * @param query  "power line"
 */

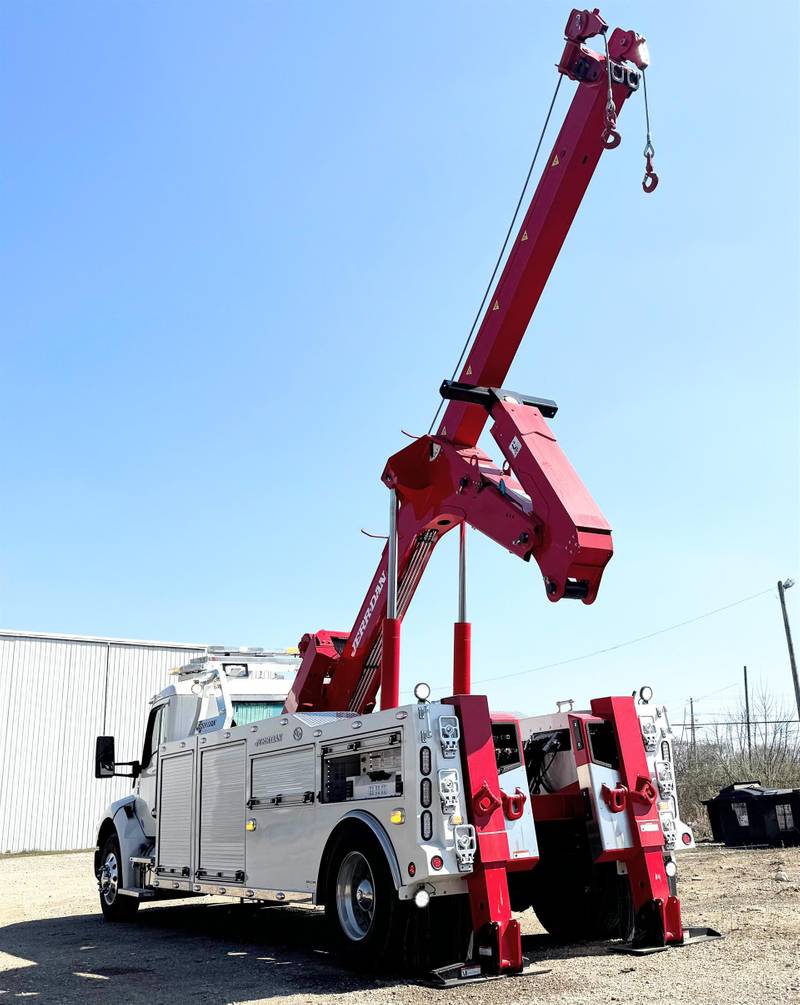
xmin=691 ymin=682 xmax=742 ymax=704
xmin=462 ymin=586 xmax=775 ymax=689
xmin=400 ymin=584 xmax=775 ymax=698
xmin=687 ymin=719 xmax=800 ymax=728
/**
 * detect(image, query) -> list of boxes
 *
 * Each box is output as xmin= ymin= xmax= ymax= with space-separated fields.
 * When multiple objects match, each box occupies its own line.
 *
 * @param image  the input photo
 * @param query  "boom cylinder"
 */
xmin=380 ymin=617 xmax=401 ymax=710
xmin=453 ymin=522 xmax=472 ymax=694
xmin=380 ymin=490 xmax=401 ymax=710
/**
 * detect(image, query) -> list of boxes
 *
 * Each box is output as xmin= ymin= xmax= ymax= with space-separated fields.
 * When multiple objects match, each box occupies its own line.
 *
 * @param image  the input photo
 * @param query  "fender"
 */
xmin=314 ymin=809 xmax=403 ymax=905
xmin=95 ymin=794 xmax=152 ymax=890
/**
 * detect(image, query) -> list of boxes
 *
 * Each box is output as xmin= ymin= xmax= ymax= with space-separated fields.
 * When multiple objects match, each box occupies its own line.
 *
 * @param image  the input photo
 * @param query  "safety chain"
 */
xmin=641 ymin=69 xmax=658 ymax=192
xmin=600 ymin=29 xmax=620 ymax=149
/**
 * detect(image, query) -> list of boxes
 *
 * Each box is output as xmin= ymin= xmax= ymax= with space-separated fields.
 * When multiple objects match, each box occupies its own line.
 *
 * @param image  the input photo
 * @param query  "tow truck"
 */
xmin=93 ymin=9 xmax=718 ymax=983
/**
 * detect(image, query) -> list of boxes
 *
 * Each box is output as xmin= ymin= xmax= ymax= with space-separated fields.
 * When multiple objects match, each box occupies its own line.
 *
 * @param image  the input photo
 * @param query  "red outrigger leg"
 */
xmin=444 ymin=694 xmax=523 ymax=976
xmin=591 ymin=696 xmax=683 ymax=948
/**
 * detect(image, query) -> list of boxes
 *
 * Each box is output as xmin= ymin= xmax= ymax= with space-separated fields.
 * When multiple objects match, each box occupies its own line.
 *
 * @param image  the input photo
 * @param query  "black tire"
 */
xmin=97 ymin=834 xmax=140 ymax=922
xmin=528 ymin=853 xmax=633 ymax=942
xmin=324 ymin=825 xmax=407 ymax=970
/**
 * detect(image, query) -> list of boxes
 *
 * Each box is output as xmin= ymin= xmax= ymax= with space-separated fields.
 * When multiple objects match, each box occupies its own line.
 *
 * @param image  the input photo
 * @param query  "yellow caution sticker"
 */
xmin=552 ymin=154 xmax=560 ymax=167
xmin=466 ymin=364 xmax=472 ymax=376
xmin=492 ymin=300 xmax=500 ymax=311
xmin=521 ymin=229 xmax=528 ymax=242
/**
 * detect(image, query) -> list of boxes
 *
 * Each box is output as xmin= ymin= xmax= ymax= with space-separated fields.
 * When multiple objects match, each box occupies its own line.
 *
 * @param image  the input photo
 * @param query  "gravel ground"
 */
xmin=0 ymin=845 xmax=798 ymax=1004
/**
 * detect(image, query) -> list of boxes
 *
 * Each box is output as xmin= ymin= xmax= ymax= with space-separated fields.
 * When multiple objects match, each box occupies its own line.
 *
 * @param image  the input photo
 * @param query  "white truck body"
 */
xmin=97 ymin=652 xmax=539 ymax=905
xmin=95 ymin=661 xmax=702 ymax=977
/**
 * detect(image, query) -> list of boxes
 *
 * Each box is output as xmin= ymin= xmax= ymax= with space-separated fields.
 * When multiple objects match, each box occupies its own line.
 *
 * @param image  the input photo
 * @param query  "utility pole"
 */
xmin=777 ymin=579 xmax=800 ymax=720
xmin=743 ymin=665 xmax=751 ymax=767
xmin=689 ymin=697 xmax=696 ymax=759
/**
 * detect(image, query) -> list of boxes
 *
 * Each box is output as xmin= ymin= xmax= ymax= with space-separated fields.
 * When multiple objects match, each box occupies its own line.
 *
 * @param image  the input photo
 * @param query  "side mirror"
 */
xmin=95 ymin=735 xmax=116 ymax=778
xmin=94 ymin=736 xmax=141 ymax=779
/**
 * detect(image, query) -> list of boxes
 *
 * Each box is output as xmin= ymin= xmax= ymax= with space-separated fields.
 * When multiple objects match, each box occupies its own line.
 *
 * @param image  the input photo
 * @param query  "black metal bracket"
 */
xmin=426 ymin=960 xmax=549 ymax=988
xmin=610 ymin=926 xmax=723 ymax=956
xmin=439 ymin=380 xmax=558 ymax=418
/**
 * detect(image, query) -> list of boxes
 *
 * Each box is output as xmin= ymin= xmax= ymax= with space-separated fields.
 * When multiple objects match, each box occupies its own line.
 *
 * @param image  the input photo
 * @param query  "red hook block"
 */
xmin=601 ymin=782 xmax=628 ymax=813
xmin=501 ymin=787 xmax=527 ymax=821
xmin=643 ymin=151 xmax=659 ymax=193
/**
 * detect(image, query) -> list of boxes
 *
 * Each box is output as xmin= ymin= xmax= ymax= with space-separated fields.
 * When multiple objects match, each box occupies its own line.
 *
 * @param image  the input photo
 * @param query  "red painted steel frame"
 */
xmin=445 ymin=694 xmax=523 ymax=974
xmin=436 ymin=51 xmax=635 ymax=448
xmin=591 ymin=696 xmax=683 ymax=944
xmin=286 ymin=10 xmax=645 ymax=717
xmin=379 ymin=617 xmax=401 ymax=710
xmin=453 ymin=621 xmax=472 ymax=695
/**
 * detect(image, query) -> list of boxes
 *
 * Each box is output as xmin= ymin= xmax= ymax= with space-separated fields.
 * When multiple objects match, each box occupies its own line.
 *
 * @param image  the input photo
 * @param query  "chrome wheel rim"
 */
xmin=100 ymin=851 xmax=119 ymax=905
xmin=335 ymin=851 xmax=375 ymax=941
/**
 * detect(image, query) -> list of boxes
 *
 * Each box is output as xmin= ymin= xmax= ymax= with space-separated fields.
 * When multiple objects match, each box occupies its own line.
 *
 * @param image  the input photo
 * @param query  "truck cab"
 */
xmin=93 ymin=648 xmax=300 ymax=898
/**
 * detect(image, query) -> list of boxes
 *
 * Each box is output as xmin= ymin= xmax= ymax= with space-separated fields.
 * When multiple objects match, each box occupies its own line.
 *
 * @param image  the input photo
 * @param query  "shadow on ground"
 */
xmin=0 ymin=900 xmax=621 ymax=1002
xmin=0 ymin=901 xmax=400 ymax=1003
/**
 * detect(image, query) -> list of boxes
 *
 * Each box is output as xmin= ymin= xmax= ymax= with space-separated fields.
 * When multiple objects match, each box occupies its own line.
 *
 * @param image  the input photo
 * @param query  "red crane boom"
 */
xmin=287 ymin=10 xmax=651 ymax=716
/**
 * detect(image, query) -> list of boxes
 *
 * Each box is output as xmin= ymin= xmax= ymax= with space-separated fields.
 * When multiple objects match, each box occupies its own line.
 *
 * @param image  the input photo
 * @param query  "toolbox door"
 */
xmin=156 ymin=749 xmax=195 ymax=878
xmin=197 ymin=741 xmax=246 ymax=883
xmin=571 ymin=714 xmax=634 ymax=860
xmin=491 ymin=719 xmax=539 ymax=863
xmin=246 ymin=745 xmax=316 ymax=892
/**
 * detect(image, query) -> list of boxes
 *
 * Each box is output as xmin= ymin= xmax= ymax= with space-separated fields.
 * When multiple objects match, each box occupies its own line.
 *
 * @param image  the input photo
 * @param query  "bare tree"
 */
xmin=674 ymin=687 xmax=800 ymax=837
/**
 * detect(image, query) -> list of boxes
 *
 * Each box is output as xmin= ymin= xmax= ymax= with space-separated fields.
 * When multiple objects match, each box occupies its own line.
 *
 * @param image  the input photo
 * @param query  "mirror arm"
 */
xmin=112 ymin=760 xmax=141 ymax=779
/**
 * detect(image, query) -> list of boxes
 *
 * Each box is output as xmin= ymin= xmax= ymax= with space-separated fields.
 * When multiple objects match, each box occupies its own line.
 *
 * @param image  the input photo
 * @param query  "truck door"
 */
xmin=137 ymin=702 xmax=168 ymax=838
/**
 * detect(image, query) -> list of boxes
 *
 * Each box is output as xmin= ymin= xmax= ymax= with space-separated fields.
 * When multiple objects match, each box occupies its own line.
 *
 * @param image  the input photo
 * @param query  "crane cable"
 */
xmin=600 ymin=28 xmax=620 ymax=148
xmin=427 ymin=73 xmax=563 ymax=437
xmin=641 ymin=68 xmax=658 ymax=192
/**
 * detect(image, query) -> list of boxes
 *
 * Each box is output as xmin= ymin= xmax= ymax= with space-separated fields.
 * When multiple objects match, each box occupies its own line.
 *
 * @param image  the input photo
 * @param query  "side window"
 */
xmin=732 ymin=801 xmax=749 ymax=827
xmin=776 ymin=803 xmax=794 ymax=832
xmin=141 ymin=705 xmax=166 ymax=770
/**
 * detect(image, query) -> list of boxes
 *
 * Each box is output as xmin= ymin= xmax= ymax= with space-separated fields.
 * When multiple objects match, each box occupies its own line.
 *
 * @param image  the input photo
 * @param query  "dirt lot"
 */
xmin=0 ymin=845 xmax=798 ymax=1004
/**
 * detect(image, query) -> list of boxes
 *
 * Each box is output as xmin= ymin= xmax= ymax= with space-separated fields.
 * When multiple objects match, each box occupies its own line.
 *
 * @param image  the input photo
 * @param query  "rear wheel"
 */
xmin=324 ymin=827 xmax=407 ymax=969
xmin=98 ymin=834 xmax=140 ymax=922
xmin=528 ymin=853 xmax=633 ymax=942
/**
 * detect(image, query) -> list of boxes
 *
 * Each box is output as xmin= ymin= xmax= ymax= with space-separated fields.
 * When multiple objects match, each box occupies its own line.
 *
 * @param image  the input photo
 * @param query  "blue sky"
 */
xmin=2 ymin=2 xmax=798 ymax=728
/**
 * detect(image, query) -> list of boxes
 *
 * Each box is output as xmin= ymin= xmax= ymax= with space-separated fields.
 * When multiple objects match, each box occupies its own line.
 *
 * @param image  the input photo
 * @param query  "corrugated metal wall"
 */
xmin=0 ymin=630 xmax=205 ymax=853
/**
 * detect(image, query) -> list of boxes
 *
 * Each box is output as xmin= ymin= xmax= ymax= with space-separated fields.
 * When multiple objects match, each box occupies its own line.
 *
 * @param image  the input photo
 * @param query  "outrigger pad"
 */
xmin=426 ymin=959 xmax=550 ymax=988
xmin=610 ymin=927 xmax=723 ymax=956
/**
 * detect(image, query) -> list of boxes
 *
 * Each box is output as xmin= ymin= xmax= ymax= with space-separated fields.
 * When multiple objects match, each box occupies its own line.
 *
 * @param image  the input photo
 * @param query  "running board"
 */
xmin=610 ymin=926 xmax=723 ymax=956
xmin=426 ymin=959 xmax=549 ymax=988
xmin=116 ymin=887 xmax=155 ymax=899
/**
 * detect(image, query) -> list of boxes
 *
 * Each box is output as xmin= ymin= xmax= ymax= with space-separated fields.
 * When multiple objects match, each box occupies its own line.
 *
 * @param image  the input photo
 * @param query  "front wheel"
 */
xmin=98 ymin=834 xmax=140 ymax=922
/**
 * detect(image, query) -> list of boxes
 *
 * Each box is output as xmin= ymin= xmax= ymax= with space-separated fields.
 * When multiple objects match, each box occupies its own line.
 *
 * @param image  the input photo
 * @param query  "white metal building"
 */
xmin=0 ymin=629 xmax=206 ymax=853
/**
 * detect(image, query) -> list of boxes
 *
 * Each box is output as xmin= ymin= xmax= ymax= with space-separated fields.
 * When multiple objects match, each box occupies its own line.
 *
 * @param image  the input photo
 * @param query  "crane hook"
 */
xmin=602 ymin=99 xmax=621 ymax=149
xmin=642 ymin=141 xmax=658 ymax=193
